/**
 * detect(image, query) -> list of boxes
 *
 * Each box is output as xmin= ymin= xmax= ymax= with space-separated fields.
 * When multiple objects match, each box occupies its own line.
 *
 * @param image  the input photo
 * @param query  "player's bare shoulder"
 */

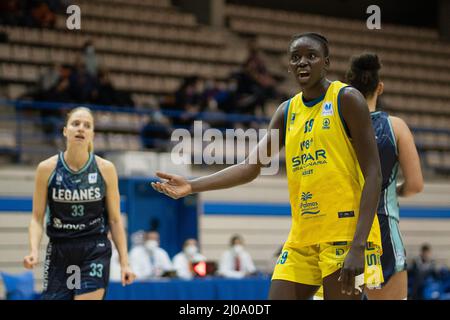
xmin=33 ymin=155 xmax=58 ymax=187
xmin=37 ymin=155 xmax=58 ymax=177
xmin=95 ymin=155 xmax=117 ymax=180
xmin=389 ymin=116 xmax=408 ymax=129
xmin=389 ymin=116 xmax=410 ymax=139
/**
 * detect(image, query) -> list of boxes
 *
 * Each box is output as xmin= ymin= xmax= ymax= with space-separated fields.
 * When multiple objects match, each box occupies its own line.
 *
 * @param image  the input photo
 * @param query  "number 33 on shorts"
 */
xmin=89 ymin=263 xmax=103 ymax=277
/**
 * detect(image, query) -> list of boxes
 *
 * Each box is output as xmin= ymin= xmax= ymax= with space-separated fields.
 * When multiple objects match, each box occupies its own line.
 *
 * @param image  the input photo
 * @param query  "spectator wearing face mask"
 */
xmin=172 ymin=238 xmax=206 ymax=280
xmin=129 ymin=230 xmax=173 ymax=280
xmin=218 ymin=234 xmax=257 ymax=279
xmin=82 ymin=39 xmax=98 ymax=78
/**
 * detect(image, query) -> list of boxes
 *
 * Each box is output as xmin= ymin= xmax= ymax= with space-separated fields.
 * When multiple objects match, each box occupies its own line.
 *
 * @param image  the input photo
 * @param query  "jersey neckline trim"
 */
xmin=301 ymin=92 xmax=326 ymax=107
xmin=300 ymin=81 xmax=333 ymax=107
xmin=59 ymin=152 xmax=94 ymax=175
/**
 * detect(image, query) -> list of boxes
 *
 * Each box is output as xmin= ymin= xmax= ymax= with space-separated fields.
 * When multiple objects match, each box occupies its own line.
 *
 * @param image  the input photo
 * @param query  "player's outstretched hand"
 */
xmin=151 ymin=171 xmax=192 ymax=200
xmin=23 ymin=251 xmax=38 ymax=269
xmin=121 ymin=266 xmax=136 ymax=286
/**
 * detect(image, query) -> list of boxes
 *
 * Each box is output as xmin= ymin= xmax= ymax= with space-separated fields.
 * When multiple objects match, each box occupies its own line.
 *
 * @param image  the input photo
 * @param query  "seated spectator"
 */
xmin=212 ymin=78 xmax=238 ymax=115
xmin=92 ymin=68 xmax=118 ymax=106
xmin=31 ymin=1 xmax=56 ymax=28
xmin=37 ymin=63 xmax=61 ymax=95
xmin=129 ymin=230 xmax=174 ymax=280
xmin=172 ymin=238 xmax=206 ymax=280
xmin=232 ymin=40 xmax=277 ymax=115
xmin=409 ymin=243 xmax=439 ymax=299
xmin=140 ymin=101 xmax=173 ymax=151
xmin=82 ymin=39 xmax=98 ymax=78
xmin=69 ymin=59 xmax=96 ymax=103
xmin=130 ymin=230 xmax=146 ymax=248
xmin=0 ymin=0 xmax=25 ymax=26
xmin=92 ymin=67 xmax=135 ymax=107
xmin=218 ymin=234 xmax=257 ymax=279
xmin=37 ymin=63 xmax=72 ymax=102
xmin=173 ymin=76 xmax=203 ymax=128
xmin=33 ymin=63 xmax=71 ymax=145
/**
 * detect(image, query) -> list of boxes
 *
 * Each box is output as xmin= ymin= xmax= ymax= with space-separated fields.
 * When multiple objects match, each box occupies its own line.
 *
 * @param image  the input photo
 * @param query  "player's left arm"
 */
xmin=98 ymin=157 xmax=136 ymax=286
xmin=339 ymin=87 xmax=382 ymax=295
xmin=390 ymin=116 xmax=424 ymax=197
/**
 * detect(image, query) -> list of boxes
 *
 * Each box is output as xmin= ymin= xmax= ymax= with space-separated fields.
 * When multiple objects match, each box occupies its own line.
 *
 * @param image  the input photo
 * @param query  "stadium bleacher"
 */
xmin=0 ymin=0 xmax=448 ymax=174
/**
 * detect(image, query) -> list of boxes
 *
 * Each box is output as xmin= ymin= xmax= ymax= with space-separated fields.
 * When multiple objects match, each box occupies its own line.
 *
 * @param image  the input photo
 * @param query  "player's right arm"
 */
xmin=151 ymin=101 xmax=288 ymax=199
xmin=24 ymin=156 xmax=56 ymax=269
xmin=390 ymin=116 xmax=424 ymax=197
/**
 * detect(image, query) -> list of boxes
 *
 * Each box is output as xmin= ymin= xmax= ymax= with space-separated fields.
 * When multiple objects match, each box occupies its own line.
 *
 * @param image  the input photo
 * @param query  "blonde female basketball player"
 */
xmin=152 ymin=33 xmax=383 ymax=299
xmin=23 ymin=107 xmax=135 ymax=300
xmin=346 ymin=53 xmax=423 ymax=299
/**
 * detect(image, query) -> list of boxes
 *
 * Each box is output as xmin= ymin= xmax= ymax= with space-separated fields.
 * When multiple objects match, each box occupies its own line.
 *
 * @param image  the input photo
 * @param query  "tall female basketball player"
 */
xmin=24 ymin=107 xmax=135 ymax=300
xmin=152 ymin=33 xmax=383 ymax=300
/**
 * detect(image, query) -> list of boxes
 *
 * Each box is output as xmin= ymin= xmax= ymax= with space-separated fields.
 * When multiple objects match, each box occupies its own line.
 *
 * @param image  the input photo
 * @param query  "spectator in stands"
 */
xmin=130 ymin=230 xmax=146 ymax=248
xmin=35 ymin=63 xmax=71 ymax=145
xmin=45 ymin=63 xmax=72 ymax=102
xmin=92 ymin=68 xmax=118 ymax=106
xmin=199 ymin=78 xmax=230 ymax=129
xmin=69 ymin=59 xmax=96 ymax=103
xmin=129 ymin=230 xmax=174 ymax=280
xmin=82 ymin=40 xmax=98 ymax=78
xmin=45 ymin=0 xmax=64 ymax=13
xmin=91 ymin=67 xmax=134 ymax=107
xmin=37 ymin=63 xmax=61 ymax=94
xmin=172 ymin=238 xmax=207 ymax=280
xmin=409 ymin=243 xmax=439 ymax=300
xmin=140 ymin=101 xmax=173 ymax=151
xmin=218 ymin=234 xmax=257 ymax=279
xmin=213 ymin=78 xmax=239 ymax=114
xmin=173 ymin=76 xmax=203 ymax=128
xmin=0 ymin=0 xmax=24 ymax=26
xmin=30 ymin=1 xmax=56 ymax=28
xmin=233 ymin=40 xmax=277 ymax=115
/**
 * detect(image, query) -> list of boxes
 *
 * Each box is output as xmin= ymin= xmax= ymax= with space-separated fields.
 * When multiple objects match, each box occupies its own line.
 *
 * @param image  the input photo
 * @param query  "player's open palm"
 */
xmin=151 ymin=171 xmax=192 ymax=199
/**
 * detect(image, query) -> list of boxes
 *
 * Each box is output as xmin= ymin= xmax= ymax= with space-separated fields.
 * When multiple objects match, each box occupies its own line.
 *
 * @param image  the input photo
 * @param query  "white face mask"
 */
xmin=184 ymin=245 xmax=198 ymax=257
xmin=233 ymin=244 xmax=244 ymax=254
xmin=145 ymin=240 xmax=158 ymax=251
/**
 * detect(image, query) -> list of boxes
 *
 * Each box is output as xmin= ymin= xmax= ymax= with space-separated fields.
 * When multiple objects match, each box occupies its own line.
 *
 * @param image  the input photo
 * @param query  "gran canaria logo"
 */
xmin=300 ymin=192 xmax=320 ymax=215
xmin=301 ymin=192 xmax=313 ymax=201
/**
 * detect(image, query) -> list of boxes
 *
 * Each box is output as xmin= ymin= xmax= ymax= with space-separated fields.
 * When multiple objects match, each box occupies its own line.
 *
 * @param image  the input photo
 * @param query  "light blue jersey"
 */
xmin=371 ymin=111 xmax=399 ymax=221
xmin=371 ymin=111 xmax=407 ymax=282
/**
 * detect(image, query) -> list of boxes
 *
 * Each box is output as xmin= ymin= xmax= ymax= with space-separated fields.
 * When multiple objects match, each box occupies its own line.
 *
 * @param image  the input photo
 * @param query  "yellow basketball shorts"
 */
xmin=272 ymin=241 xmax=384 ymax=288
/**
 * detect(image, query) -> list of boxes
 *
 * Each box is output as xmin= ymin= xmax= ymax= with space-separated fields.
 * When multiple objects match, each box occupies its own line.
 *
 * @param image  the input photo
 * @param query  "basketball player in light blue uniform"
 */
xmin=346 ymin=53 xmax=424 ymax=299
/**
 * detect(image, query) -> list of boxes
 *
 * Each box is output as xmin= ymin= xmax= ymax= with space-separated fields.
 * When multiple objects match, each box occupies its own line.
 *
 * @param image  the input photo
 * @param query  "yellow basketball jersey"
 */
xmin=284 ymin=80 xmax=381 ymax=248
